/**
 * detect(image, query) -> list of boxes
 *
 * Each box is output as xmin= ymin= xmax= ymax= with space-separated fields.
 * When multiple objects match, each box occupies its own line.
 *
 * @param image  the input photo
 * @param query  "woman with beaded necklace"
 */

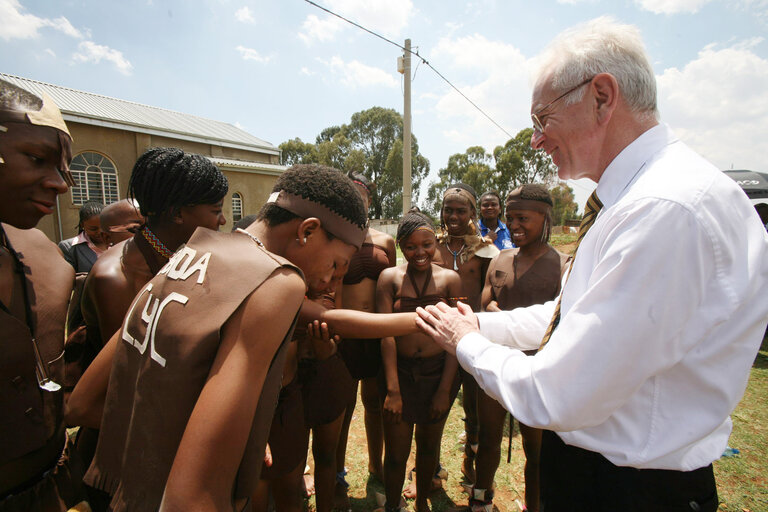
xmin=66 ymin=147 xmax=227 ymax=510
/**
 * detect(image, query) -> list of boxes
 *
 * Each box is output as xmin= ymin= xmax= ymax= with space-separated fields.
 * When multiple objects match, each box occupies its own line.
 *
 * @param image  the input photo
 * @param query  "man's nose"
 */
xmin=531 ymin=129 xmax=545 ymax=149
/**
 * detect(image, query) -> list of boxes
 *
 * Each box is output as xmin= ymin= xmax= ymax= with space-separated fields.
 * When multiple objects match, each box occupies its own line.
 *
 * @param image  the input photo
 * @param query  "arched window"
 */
xmin=232 ymin=192 xmax=243 ymax=222
xmin=70 ymin=152 xmax=119 ymax=206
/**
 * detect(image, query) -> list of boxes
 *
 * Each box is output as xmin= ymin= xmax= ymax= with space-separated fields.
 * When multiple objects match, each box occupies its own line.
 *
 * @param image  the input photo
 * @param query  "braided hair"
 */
xmin=346 ymin=171 xmax=376 ymax=196
xmin=396 ymin=210 xmax=434 ymax=245
xmin=77 ymin=201 xmax=104 ymax=232
xmin=127 ymin=147 xmax=228 ymax=220
xmin=257 ymin=164 xmax=367 ymax=233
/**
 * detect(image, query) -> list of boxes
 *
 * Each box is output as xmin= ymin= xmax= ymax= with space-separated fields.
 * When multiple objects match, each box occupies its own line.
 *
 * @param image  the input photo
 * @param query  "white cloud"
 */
xmin=300 ymin=67 xmax=316 ymax=76
xmin=317 ymin=56 xmax=399 ymax=88
xmin=299 ymin=0 xmax=413 ymax=44
xmin=236 ymin=45 xmax=271 ymax=63
xmin=235 ymin=6 xmax=254 ymax=24
xmin=73 ymin=41 xmax=133 ymax=75
xmin=44 ymin=48 xmax=55 ymax=57
xmin=0 ymin=0 xmax=45 ymax=40
xmin=47 ymin=16 xmax=83 ymax=38
xmin=657 ymin=38 xmax=768 ymax=170
xmin=428 ymin=34 xmax=532 ymax=151
xmin=298 ymin=14 xmax=344 ymax=45
xmin=635 ymin=0 xmax=712 ymax=14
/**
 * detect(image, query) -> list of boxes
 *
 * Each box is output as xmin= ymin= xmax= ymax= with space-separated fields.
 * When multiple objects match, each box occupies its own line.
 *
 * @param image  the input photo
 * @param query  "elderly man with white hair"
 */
xmin=417 ymin=17 xmax=768 ymax=512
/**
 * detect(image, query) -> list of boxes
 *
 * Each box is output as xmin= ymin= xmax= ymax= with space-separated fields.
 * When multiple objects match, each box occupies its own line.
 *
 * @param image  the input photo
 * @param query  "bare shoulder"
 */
xmin=369 ymin=228 xmax=394 ymax=247
xmin=378 ymin=265 xmax=402 ymax=282
xmin=433 ymin=263 xmax=461 ymax=285
xmin=247 ymin=266 xmax=305 ymax=311
xmin=89 ymin=241 xmax=128 ymax=281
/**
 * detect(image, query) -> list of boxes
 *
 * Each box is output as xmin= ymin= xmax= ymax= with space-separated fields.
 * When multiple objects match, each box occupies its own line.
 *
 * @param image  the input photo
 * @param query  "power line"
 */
xmin=302 ymin=0 xmax=514 ymax=139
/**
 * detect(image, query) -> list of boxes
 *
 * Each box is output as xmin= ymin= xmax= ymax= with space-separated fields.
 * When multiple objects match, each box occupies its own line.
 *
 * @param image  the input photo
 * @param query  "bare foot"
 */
xmin=402 ymin=469 xmax=443 ymax=500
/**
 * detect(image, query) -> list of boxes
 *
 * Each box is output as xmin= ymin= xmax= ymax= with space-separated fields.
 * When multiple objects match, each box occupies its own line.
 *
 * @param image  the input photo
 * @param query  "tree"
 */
xmin=426 ymin=146 xmax=495 ymax=214
xmin=493 ymin=128 xmax=558 ymax=195
xmin=279 ymin=138 xmax=318 ymax=166
xmin=550 ymin=182 xmax=579 ymax=225
xmin=279 ymin=107 xmax=430 ymax=219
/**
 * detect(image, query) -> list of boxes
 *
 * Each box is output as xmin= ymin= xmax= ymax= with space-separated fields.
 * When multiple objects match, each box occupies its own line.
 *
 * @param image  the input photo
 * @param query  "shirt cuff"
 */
xmin=456 ymin=331 xmax=495 ymax=371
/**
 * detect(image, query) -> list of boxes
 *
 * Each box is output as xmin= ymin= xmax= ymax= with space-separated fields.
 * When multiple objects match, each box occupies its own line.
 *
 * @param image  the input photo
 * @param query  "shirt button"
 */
xmin=11 ymin=376 xmax=24 ymax=390
xmin=689 ymin=501 xmax=701 ymax=511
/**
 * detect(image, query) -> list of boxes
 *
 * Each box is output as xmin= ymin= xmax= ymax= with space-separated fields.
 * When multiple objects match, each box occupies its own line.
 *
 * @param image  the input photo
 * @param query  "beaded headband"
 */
xmin=0 ymin=92 xmax=74 ymax=186
xmin=267 ymin=190 xmax=367 ymax=249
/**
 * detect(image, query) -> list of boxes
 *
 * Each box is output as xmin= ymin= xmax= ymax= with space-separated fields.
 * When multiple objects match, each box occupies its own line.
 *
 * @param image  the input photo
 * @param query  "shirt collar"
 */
xmin=595 ymin=123 xmax=677 ymax=209
xmin=72 ymin=231 xmax=89 ymax=246
xmin=479 ymin=218 xmax=506 ymax=233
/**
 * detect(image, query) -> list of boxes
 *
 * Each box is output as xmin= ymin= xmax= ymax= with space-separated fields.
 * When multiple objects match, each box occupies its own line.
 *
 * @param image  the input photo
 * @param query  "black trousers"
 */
xmin=539 ymin=430 xmax=718 ymax=512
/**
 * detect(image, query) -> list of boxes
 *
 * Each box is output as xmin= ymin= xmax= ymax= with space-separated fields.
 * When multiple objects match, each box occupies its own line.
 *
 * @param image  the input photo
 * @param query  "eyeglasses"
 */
xmin=531 ymin=77 xmax=594 ymax=134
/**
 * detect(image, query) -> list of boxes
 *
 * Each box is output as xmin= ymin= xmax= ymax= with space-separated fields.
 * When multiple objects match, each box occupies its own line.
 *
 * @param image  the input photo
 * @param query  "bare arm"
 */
xmin=160 ymin=268 xmax=305 ymax=512
xmin=65 ymin=330 xmax=118 ymax=428
xmin=480 ymin=255 xmax=498 ymax=312
xmin=377 ymin=267 xmax=402 ymax=423
xmin=298 ymin=296 xmax=419 ymax=339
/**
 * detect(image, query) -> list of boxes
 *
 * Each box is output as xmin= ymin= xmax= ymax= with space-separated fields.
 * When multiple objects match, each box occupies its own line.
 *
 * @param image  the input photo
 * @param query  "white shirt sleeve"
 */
xmin=457 ymin=197 xmax=719 ymax=431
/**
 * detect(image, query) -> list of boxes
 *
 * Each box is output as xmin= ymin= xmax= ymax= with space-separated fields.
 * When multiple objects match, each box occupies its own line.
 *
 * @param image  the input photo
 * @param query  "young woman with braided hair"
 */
xmin=58 ymin=200 xmax=108 ymax=273
xmin=376 ymin=211 xmax=464 ymax=512
xmin=64 ymin=147 xmax=228 ymax=510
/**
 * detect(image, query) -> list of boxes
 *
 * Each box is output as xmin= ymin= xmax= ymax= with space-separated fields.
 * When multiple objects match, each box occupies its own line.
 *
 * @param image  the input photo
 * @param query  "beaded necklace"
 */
xmin=140 ymin=226 xmax=174 ymax=259
xmin=236 ymin=228 xmax=264 ymax=247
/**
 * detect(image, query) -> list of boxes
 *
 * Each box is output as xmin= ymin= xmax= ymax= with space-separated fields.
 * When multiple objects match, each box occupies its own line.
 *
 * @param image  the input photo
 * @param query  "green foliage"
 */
xmin=550 ymin=182 xmax=580 ymax=224
xmin=426 ymin=146 xmax=493 ymax=214
xmin=279 ymin=107 xmax=430 ymax=219
xmin=278 ymin=137 xmax=318 ymax=166
xmin=493 ymin=128 xmax=558 ymax=194
xmin=425 ymin=128 xmax=558 ymax=216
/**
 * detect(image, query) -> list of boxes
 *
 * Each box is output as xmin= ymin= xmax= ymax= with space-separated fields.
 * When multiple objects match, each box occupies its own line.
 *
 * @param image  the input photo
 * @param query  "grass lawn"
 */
xmin=304 ymin=233 xmax=768 ymax=511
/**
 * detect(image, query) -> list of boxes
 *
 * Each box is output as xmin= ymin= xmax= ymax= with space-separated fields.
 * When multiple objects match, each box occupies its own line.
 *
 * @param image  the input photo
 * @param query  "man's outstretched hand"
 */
xmin=415 ymin=301 xmax=479 ymax=356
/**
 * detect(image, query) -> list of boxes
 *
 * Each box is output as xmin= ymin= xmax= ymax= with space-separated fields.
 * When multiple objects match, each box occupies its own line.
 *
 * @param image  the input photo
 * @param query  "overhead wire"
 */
xmin=302 ymin=0 xmax=513 ymax=139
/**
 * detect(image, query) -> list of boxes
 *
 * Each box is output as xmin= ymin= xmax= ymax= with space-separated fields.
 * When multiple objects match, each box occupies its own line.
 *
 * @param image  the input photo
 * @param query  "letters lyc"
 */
xmin=122 ymin=248 xmax=212 ymax=367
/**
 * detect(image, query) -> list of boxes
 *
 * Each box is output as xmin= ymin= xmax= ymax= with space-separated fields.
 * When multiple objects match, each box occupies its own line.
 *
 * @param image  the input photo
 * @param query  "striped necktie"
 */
xmin=538 ymin=191 xmax=603 ymax=350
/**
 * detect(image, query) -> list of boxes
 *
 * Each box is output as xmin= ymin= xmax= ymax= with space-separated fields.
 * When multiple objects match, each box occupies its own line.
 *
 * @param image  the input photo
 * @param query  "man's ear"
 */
xmin=296 ymin=217 xmax=322 ymax=245
xmin=592 ymin=73 xmax=619 ymax=126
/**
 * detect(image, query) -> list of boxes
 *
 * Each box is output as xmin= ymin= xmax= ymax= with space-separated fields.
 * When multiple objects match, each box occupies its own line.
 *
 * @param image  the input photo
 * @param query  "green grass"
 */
xmin=306 ymin=235 xmax=767 ymax=511
xmin=318 ymin=336 xmax=767 ymax=512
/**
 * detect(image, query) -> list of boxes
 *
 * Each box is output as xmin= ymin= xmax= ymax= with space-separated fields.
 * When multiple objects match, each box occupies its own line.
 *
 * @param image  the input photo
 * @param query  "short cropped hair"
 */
xmin=257 ymin=164 xmax=367 ymax=233
xmin=533 ymin=16 xmax=658 ymax=120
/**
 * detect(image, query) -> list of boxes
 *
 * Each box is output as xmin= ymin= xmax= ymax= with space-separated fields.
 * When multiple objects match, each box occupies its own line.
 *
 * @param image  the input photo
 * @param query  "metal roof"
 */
xmin=1 ymin=73 xmax=279 ymax=155
xmin=208 ymin=156 xmax=287 ymax=175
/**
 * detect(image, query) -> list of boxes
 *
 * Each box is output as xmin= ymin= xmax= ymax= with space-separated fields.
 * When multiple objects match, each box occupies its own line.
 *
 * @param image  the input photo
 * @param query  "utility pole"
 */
xmin=402 ymin=39 xmax=412 ymax=215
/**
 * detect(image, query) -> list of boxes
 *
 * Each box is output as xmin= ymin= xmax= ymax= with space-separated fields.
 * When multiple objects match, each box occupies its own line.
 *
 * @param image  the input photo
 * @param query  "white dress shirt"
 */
xmin=457 ymin=124 xmax=768 ymax=471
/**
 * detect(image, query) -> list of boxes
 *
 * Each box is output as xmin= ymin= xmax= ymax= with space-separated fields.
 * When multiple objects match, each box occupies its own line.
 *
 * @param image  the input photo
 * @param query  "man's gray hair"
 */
xmin=533 ymin=17 xmax=658 ymax=121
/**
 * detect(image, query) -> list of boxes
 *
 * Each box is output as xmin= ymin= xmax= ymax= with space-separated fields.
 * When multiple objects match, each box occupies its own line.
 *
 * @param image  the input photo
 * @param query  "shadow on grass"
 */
xmin=752 ymin=334 xmax=768 ymax=369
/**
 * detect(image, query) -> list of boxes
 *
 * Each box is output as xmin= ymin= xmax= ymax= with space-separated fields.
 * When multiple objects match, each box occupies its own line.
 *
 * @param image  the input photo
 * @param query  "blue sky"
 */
xmin=2 ymin=0 xmax=767 ymax=210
